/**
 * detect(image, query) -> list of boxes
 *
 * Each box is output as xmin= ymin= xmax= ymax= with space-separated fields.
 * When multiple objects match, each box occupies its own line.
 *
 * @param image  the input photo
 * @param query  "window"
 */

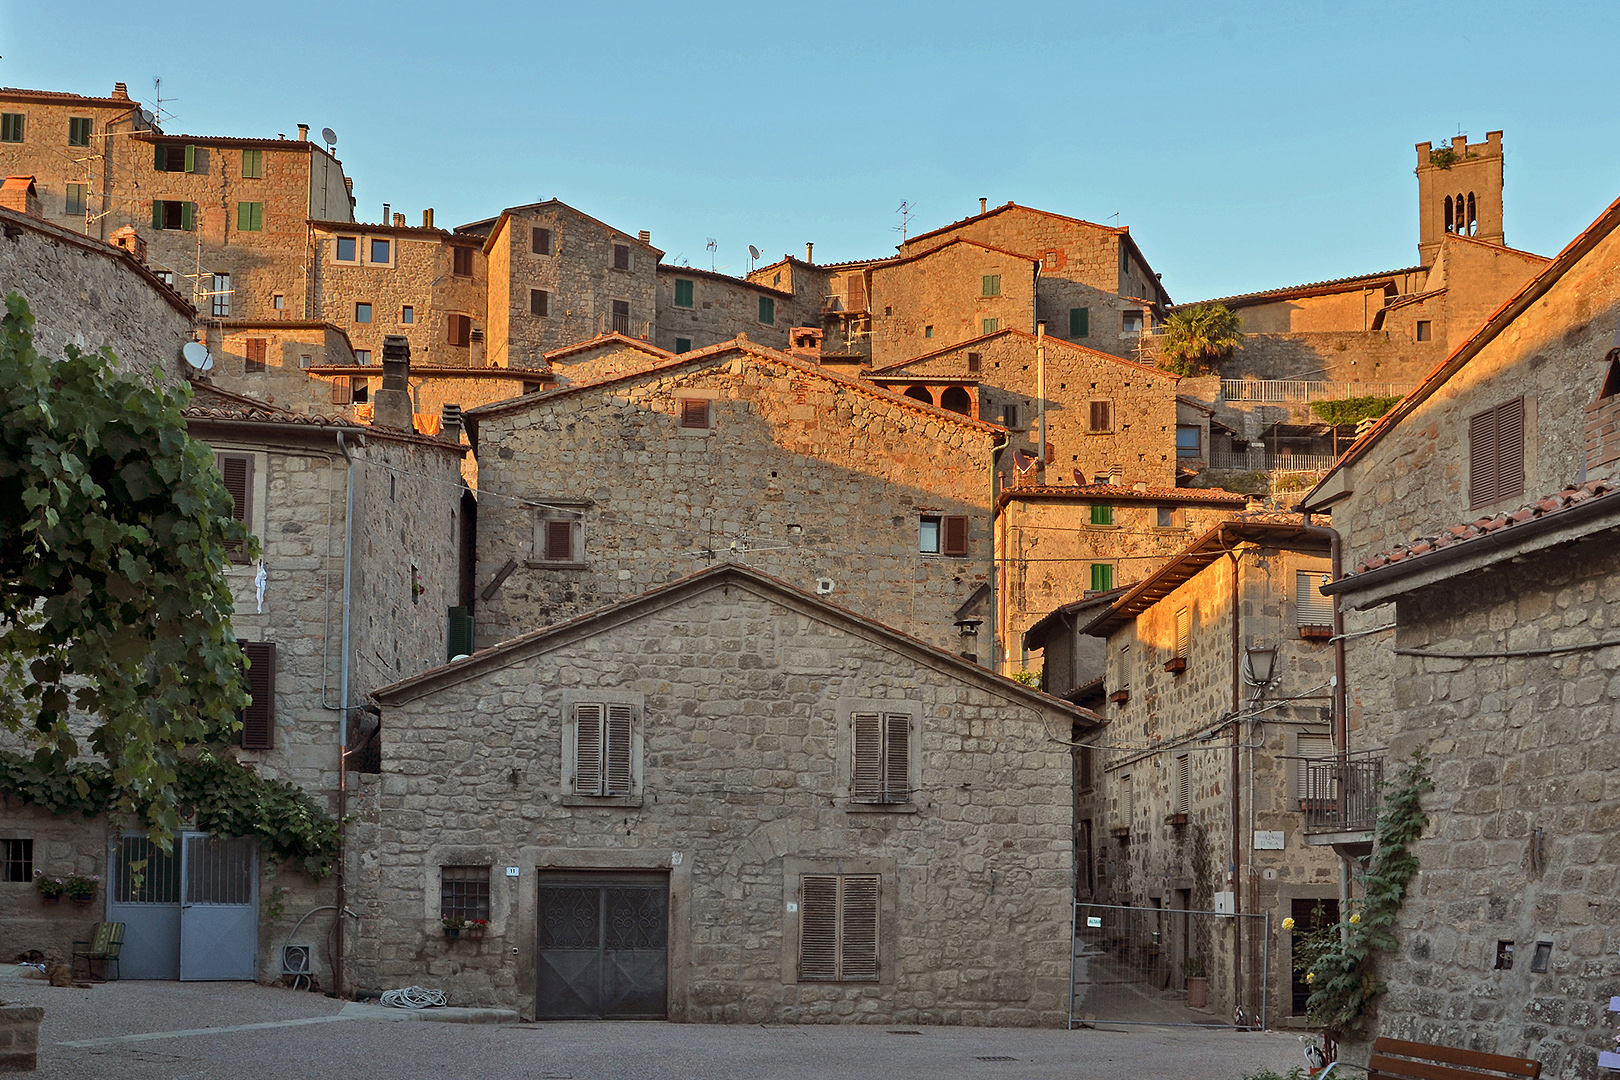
xmin=522 ymin=381 xmax=542 ymax=395
xmin=244 ymin=338 xmax=267 ymax=373
xmin=611 ymin=299 xmax=630 ymax=335
xmin=1468 ymin=397 xmax=1525 ymax=508
xmin=1090 ymin=504 xmax=1113 ymax=526
xmin=1156 ymin=506 xmax=1181 ymax=528
xmin=152 ymin=200 xmax=196 ymax=231
xmin=448 ymin=313 xmax=472 ymax=346
xmin=335 ymin=236 xmax=358 ymax=262
xmin=1176 ymin=425 xmax=1202 ymax=457
xmin=440 ymin=866 xmax=491 ymax=922
xmin=1078 ymin=746 xmax=1095 ymax=793
xmin=1296 ymin=570 xmax=1334 ymax=629
xmin=272 ymin=294 xmax=285 ymax=311
xmin=354 ymin=302 xmax=372 ymax=324
xmin=0 ymin=838 xmax=32 ymax=882
xmin=1120 ymin=774 xmax=1134 ymax=827
xmin=1069 ymin=306 xmax=1089 ymax=338
xmin=241 ymin=148 xmax=263 ymax=178
xmin=532 ymin=226 xmax=552 ymax=255
xmin=674 ymin=338 xmax=692 ymax=354
xmin=1294 ymin=732 xmax=1334 ymax=800
xmin=798 ymin=874 xmax=879 ymax=981
xmin=1090 ymin=563 xmax=1113 ymax=591
xmin=919 ymin=514 xmax=968 ymax=556
xmin=452 ymin=246 xmax=473 ymax=276
xmin=1123 ymin=310 xmax=1144 ymax=334
xmin=967 ymin=351 xmax=982 ymax=372
xmin=331 ymin=376 xmax=352 ymax=405
xmin=64 ymin=184 xmax=87 ymax=216
xmin=351 ymin=378 xmax=369 ymax=403
xmin=1416 ymin=320 xmax=1431 ymax=342
xmin=981 ymin=274 xmax=1001 ymax=297
xmin=530 ymin=289 xmax=549 ymax=317
xmin=238 ymin=641 xmax=275 ymax=749
xmin=236 ymin=201 xmax=263 ymax=231
xmin=851 ymin=712 xmax=910 ymax=805
xmin=981 ymin=318 xmax=998 ymax=335
xmin=153 ymin=143 xmax=194 ymax=172
xmin=571 ymin=703 xmax=635 ymax=797
xmin=0 ymin=113 xmax=23 ymax=143
xmin=1174 ymin=607 xmax=1191 ymax=662
xmin=1001 ymin=404 xmax=1019 ymax=428
xmin=924 ymin=325 xmax=933 ymax=338
xmin=400 ymin=305 xmax=413 ymax=324
xmin=613 ymin=244 xmax=631 ymax=271
xmin=674 ymin=278 xmax=694 ymax=308
xmin=1088 ymin=399 xmax=1113 ymax=433
xmin=354 ymin=349 xmax=371 ymax=365
xmin=68 ymin=117 xmax=91 ymax=147
xmin=217 ymin=452 xmax=253 ymax=561
xmin=210 ymin=273 xmax=231 ymax=318
xmin=678 ymin=398 xmax=711 ymax=429
xmin=1175 ymin=755 xmax=1190 ymax=816
xmin=369 ymin=238 xmax=391 ymax=264
xmin=155 ymin=270 xmax=175 ymax=288
xmin=759 ymin=296 xmax=775 ymax=325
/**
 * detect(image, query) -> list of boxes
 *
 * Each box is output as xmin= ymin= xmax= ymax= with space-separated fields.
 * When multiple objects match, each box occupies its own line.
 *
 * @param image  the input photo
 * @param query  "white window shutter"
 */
xmin=1295 ymin=571 xmax=1334 ymax=626
xmin=839 ymin=876 xmax=880 ymax=981
xmin=604 ymin=704 xmax=633 ymax=796
xmin=1296 ymin=732 xmax=1335 ymax=800
xmin=799 ymin=875 xmax=839 ymax=980
xmin=851 ymin=713 xmax=883 ymax=802
xmin=882 ymin=714 xmax=909 ymax=803
xmin=573 ymin=704 xmax=603 ymax=795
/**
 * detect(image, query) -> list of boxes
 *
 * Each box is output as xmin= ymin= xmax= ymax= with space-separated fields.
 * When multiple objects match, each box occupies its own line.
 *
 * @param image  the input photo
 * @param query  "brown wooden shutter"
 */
xmin=942 ymin=515 xmax=968 ymax=556
xmin=679 ymin=398 xmax=710 ymax=428
xmin=452 ymin=246 xmax=473 ymax=276
xmin=882 ymin=714 xmax=909 ymax=803
xmin=851 ymin=713 xmax=883 ymax=801
xmin=448 ymin=314 xmax=471 ymax=346
xmin=1090 ymin=400 xmax=1112 ymax=432
xmin=1468 ymin=407 xmax=1497 ymax=507
xmin=218 ymin=453 xmax=252 ymax=561
xmin=244 ymin=338 xmax=267 ymax=372
xmin=839 ymin=876 xmax=880 ymax=981
xmin=798 ymin=875 xmax=839 ymax=980
xmin=330 ymin=376 xmax=351 ymax=404
xmin=847 ymin=275 xmax=866 ymax=312
xmin=238 ymin=642 xmax=275 ymax=749
xmin=1494 ymin=397 xmax=1524 ymax=504
xmin=573 ymin=704 xmax=603 ymax=795
xmin=604 ymin=704 xmax=633 ymax=796
xmin=544 ymin=519 xmax=573 ymax=562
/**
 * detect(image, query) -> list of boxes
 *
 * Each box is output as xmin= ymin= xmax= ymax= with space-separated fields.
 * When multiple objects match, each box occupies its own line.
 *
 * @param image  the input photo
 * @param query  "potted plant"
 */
xmin=1182 ymin=955 xmax=1208 ymax=1008
xmin=466 ymin=919 xmax=488 ymax=942
xmin=441 ymin=915 xmax=466 ymax=941
xmin=33 ymin=872 xmax=65 ymax=904
xmin=64 ymin=874 xmax=99 ymax=906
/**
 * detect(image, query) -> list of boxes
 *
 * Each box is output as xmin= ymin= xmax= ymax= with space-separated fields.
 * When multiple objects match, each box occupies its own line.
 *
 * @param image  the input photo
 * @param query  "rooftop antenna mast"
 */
xmin=151 ymin=77 xmax=176 ymax=128
xmin=894 ymin=200 xmax=915 ymax=241
xmin=705 ymin=237 xmax=717 ymax=272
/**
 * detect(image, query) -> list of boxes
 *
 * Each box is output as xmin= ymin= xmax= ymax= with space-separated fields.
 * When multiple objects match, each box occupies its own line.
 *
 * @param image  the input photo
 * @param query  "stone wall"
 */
xmin=0 ymin=1005 xmax=42 ymax=1072
xmin=869 ymin=242 xmax=1037 ymax=366
xmin=653 ymin=266 xmax=804 ymax=353
xmin=358 ymin=574 xmax=1077 ymax=1025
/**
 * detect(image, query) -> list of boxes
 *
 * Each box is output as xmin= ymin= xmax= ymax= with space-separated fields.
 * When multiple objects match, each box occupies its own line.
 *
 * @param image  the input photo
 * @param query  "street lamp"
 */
xmin=1243 ymin=645 xmax=1277 ymax=688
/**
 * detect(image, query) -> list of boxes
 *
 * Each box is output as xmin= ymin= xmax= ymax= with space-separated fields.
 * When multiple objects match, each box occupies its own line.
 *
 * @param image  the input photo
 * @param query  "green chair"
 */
xmin=71 ymin=921 xmax=124 ymax=981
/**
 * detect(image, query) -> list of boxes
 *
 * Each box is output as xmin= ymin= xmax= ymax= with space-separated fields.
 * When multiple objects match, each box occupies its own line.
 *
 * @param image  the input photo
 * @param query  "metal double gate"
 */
xmin=1069 ymin=902 xmax=1270 ymax=1030
xmin=536 ymin=871 xmax=668 ymax=1019
xmin=106 ymin=833 xmax=259 ymax=981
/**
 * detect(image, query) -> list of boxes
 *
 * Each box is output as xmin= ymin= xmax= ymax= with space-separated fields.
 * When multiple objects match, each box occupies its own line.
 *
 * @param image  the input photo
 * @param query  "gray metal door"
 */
xmin=107 ymin=835 xmax=182 ymax=980
xmin=537 ymin=872 xmax=667 ymax=1019
xmin=178 ymin=833 xmax=258 ymax=981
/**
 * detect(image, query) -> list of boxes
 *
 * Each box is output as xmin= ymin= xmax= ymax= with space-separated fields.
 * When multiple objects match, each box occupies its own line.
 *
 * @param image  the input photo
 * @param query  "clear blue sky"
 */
xmin=7 ymin=1 xmax=1619 ymax=301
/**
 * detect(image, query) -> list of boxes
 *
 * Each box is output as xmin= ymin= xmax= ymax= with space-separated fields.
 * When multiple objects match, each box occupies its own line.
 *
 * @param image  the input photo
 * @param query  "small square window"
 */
xmin=448 ymin=314 xmax=471 ymax=346
xmin=155 ymin=143 xmax=192 ymax=172
xmin=981 ymin=318 xmax=998 ymax=335
xmin=64 ymin=184 xmax=87 ymax=216
xmin=1090 ymin=563 xmax=1113 ymax=591
xmin=335 ymin=236 xmax=357 ymax=262
xmin=369 ymin=238 xmax=391 ymax=264
xmin=400 ymin=305 xmax=413 ymax=324
xmin=1176 ymin=425 xmax=1202 ymax=457
xmin=678 ymin=398 xmax=711 ymax=429
xmin=924 ymin=325 xmax=933 ymax=338
xmin=452 ymin=246 xmax=473 ymax=276
xmin=530 ymin=289 xmax=548 ymax=317
xmin=272 ymin=294 xmax=285 ymax=311
xmin=1 ymin=838 xmax=34 ymax=882
xmin=981 ymin=274 xmax=1001 ymax=298
xmin=1123 ymin=310 xmax=1144 ymax=334
xmin=241 ymin=148 xmax=263 ymax=178
xmin=759 ymin=296 xmax=775 ymax=325
xmin=674 ymin=279 xmax=694 ymax=308
xmin=674 ymin=337 xmax=692 ymax=354
xmin=68 ymin=117 xmax=91 ymax=147
xmin=613 ymin=244 xmax=631 ymax=271
xmin=1090 ymin=504 xmax=1113 ymax=526
xmin=1416 ymin=320 xmax=1431 ymax=342
xmin=539 ymin=516 xmax=578 ymax=563
xmin=919 ymin=514 xmax=968 ymax=556
xmin=532 ymin=226 xmax=552 ymax=255
xmin=355 ymin=303 xmax=372 ymax=323
xmin=440 ymin=866 xmax=491 ymax=922
xmin=355 ymin=349 xmax=371 ymax=365
xmin=1156 ymin=506 xmax=1180 ymax=528
xmin=0 ymin=113 xmax=25 ymax=143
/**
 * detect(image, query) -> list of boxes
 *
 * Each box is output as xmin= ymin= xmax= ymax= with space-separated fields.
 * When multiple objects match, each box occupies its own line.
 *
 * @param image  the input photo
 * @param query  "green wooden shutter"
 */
xmin=759 ymin=296 xmax=775 ymax=324
xmin=675 ymin=279 xmax=693 ymax=307
xmin=1090 ymin=504 xmax=1113 ymax=526
xmin=1070 ymin=307 xmax=1089 ymax=338
xmin=181 ymin=202 xmax=195 ymax=231
xmin=446 ymin=606 xmax=474 ymax=660
xmin=151 ymin=200 xmax=162 ymax=229
xmin=153 ymin=143 xmax=165 ymax=171
xmin=1090 ymin=563 xmax=1113 ymax=591
xmin=184 ymin=144 xmax=195 ymax=173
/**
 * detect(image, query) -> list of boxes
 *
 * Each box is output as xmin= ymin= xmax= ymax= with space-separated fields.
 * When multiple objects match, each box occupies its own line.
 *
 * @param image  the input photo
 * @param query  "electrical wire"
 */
xmin=1394 ymin=637 xmax=1620 ymax=660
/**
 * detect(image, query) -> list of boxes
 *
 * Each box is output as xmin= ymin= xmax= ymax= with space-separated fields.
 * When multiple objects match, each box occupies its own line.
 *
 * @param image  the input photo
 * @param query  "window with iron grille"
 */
xmin=798 ymin=874 xmax=879 ymax=981
xmin=850 ymin=712 xmax=910 ymax=805
xmin=0 ymin=839 xmax=32 ymax=882
xmin=440 ymin=866 xmax=491 ymax=921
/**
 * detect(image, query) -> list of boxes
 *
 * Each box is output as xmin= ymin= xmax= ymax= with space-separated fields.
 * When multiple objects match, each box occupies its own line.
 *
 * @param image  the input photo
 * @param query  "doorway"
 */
xmin=536 ymin=871 xmax=668 ymax=1019
xmin=106 ymin=832 xmax=259 ymax=980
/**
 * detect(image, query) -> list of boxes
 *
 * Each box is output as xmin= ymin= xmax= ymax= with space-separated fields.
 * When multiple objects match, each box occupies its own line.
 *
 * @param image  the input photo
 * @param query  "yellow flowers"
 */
xmin=1306 ymin=972 xmax=1316 ymax=983
xmin=1282 ymin=917 xmax=1296 ymax=930
xmin=1349 ymin=913 xmax=1361 ymax=924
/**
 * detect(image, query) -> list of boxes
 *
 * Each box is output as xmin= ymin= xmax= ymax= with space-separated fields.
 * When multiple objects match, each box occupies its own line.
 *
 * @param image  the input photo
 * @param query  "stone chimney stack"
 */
xmin=112 ymin=82 xmax=129 ymax=99
xmin=0 ymin=176 xmax=41 ymax=218
xmin=440 ymin=403 xmax=464 ymax=445
xmin=423 ymin=208 xmax=434 ymax=229
xmin=297 ymin=123 xmax=309 ymax=142
xmin=979 ymin=198 xmax=987 ymax=214
xmin=637 ymin=229 xmax=650 ymax=243
xmin=372 ymin=335 xmax=413 ymax=431
xmin=393 ymin=213 xmax=405 ymax=227
xmin=109 ymin=225 xmax=147 ymax=264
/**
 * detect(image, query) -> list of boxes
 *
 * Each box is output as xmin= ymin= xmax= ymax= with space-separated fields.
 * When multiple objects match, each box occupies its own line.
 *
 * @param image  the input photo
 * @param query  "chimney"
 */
xmin=979 ymin=198 xmax=987 ymax=214
xmin=0 ymin=176 xmax=41 ymax=218
xmin=804 ymin=242 xmax=814 ymax=264
xmin=297 ymin=123 xmax=309 ymax=142
xmin=372 ymin=335 xmax=413 ymax=431
xmin=344 ymin=177 xmax=354 ymax=193
xmin=109 ymin=225 xmax=147 ymax=264
xmin=393 ymin=213 xmax=405 ymax=228
xmin=637 ymin=229 xmax=650 ymax=243
xmin=788 ymin=326 xmax=823 ymax=361
xmin=112 ymin=82 xmax=129 ymax=100
xmin=382 ymin=202 xmax=390 ymax=224
xmin=439 ymin=403 xmax=464 ymax=445
xmin=422 ymin=208 xmax=434 ymax=229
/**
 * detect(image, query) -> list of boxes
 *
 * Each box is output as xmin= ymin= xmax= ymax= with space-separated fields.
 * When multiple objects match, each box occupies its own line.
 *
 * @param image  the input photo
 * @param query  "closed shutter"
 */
xmin=1296 ymin=732 xmax=1334 ymax=799
xmin=798 ymin=875 xmax=839 ymax=980
xmin=1468 ymin=408 xmax=1496 ymax=506
xmin=184 ymin=144 xmax=195 ymax=173
xmin=847 ymin=275 xmax=866 ymax=312
xmin=1175 ymin=607 xmax=1190 ymax=660
xmin=239 ymin=642 xmax=275 ymax=749
xmin=1090 ymin=563 xmax=1113 ymax=591
xmin=1175 ymin=755 xmax=1190 ymax=815
xmin=217 ymin=453 xmax=252 ymax=561
xmin=1469 ymin=397 xmax=1525 ymax=508
xmin=851 ymin=713 xmax=883 ymax=802
xmin=1091 ymin=504 xmax=1113 ymax=526
xmin=1089 ymin=400 xmax=1112 ymax=432
xmin=573 ymin=704 xmax=603 ymax=795
xmin=882 ymin=713 xmax=909 ymax=803
xmin=674 ymin=279 xmax=693 ymax=307
xmin=759 ymin=297 xmax=775 ymax=325
xmin=448 ymin=314 xmax=470 ymax=346
xmin=942 ymin=515 xmax=968 ymax=556
xmin=1296 ymin=571 xmax=1334 ymax=627
xmin=151 ymin=200 xmax=162 ymax=228
xmin=446 ymin=606 xmax=474 ymax=661
xmin=679 ymin=399 xmax=710 ymax=428
xmin=530 ymin=289 xmax=548 ymax=316
xmin=330 ymin=376 xmax=351 ymax=404
xmin=153 ymin=142 xmax=165 ymax=171
xmin=1070 ymin=307 xmax=1089 ymax=338
xmin=604 ymin=704 xmax=634 ymax=796
xmin=839 ymin=876 xmax=880 ymax=981
xmin=544 ymin=519 xmax=573 ymax=562
xmin=244 ymin=338 xmax=267 ymax=372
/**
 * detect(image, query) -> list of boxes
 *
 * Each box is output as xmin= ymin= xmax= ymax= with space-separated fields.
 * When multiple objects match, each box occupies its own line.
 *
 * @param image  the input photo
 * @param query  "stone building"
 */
xmin=462 ymin=336 xmax=1006 ymax=658
xmin=1077 ymin=515 xmax=1342 ymax=1027
xmin=1299 ymin=192 xmax=1620 ymax=1076
xmin=359 ymin=563 xmax=1092 ymax=1025
xmin=867 ymin=240 xmax=1040 ymax=365
xmin=654 ymin=264 xmax=813 ymax=355
xmin=997 ymin=483 xmax=1248 ymax=676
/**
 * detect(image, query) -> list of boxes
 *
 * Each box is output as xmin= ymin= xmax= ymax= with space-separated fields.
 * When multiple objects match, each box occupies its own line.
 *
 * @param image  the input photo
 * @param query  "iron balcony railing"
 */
xmin=1219 ymin=380 xmax=1416 ymax=403
xmin=1294 ymin=752 xmax=1384 ymax=834
xmin=1209 ymin=451 xmax=1339 ymax=472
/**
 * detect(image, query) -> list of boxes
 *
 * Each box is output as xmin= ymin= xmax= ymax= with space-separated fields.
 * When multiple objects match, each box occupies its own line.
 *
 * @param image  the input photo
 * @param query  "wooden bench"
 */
xmin=70 ymin=921 xmax=124 ymax=982
xmin=1358 ymin=1037 xmax=1541 ymax=1079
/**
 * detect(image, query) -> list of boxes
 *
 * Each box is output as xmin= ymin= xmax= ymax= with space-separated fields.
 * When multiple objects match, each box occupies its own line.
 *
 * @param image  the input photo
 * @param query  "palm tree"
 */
xmin=1158 ymin=304 xmax=1243 ymax=376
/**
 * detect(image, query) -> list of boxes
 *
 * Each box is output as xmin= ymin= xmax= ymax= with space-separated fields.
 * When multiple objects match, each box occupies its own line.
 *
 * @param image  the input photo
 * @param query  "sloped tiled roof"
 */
xmin=867 ymin=327 xmax=1174 ymax=382
xmin=1178 ymin=266 xmax=1427 ymax=310
xmin=997 ymin=482 xmax=1249 ymax=511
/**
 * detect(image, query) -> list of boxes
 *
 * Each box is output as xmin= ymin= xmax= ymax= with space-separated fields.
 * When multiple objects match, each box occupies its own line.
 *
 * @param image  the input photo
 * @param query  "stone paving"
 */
xmin=4 ymin=974 xmax=1315 ymax=1080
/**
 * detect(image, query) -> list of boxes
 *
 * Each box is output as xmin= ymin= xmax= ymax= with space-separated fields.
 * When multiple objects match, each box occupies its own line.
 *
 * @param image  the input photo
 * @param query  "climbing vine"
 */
xmin=0 ymin=748 xmax=338 ymax=879
xmin=1304 ymin=751 xmax=1434 ymax=1037
xmin=1309 ymin=395 xmax=1402 ymax=428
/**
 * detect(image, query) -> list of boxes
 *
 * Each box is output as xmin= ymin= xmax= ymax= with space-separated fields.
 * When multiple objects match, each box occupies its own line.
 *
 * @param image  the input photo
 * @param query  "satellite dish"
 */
xmin=321 ymin=127 xmax=337 ymax=146
xmin=182 ymin=341 xmax=213 ymax=372
xmin=748 ymin=245 xmax=761 ymax=260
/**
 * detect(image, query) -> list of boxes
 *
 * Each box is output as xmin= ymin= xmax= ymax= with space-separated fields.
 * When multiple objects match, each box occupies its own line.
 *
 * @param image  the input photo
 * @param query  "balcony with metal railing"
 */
xmin=1292 ymin=752 xmax=1384 ymax=843
xmin=1209 ymin=451 xmax=1339 ymax=472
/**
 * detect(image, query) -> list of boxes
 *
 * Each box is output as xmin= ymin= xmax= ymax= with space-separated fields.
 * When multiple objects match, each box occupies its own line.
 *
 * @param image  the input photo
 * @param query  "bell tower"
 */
xmin=1415 ymin=131 xmax=1504 ymax=265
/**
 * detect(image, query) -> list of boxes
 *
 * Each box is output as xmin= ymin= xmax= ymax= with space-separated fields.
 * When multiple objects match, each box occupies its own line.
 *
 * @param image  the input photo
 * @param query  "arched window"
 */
xmin=1467 ymin=192 xmax=1477 ymax=236
xmin=1444 ymin=195 xmax=1454 ymax=234
xmin=904 ymin=385 xmax=934 ymax=406
xmin=939 ymin=386 xmax=972 ymax=416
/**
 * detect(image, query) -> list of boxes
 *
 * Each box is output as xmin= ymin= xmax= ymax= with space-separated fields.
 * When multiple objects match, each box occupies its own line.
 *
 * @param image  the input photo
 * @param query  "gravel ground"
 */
xmin=8 ymin=977 xmax=1313 ymax=1080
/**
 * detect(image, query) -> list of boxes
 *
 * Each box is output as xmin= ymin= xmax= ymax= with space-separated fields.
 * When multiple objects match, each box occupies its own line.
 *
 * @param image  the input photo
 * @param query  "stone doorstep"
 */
xmin=338 ymin=1001 xmax=519 ymax=1024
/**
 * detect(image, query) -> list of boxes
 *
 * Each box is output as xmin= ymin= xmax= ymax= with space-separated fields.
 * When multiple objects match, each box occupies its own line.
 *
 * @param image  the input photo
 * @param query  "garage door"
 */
xmin=536 ymin=871 xmax=667 ymax=1019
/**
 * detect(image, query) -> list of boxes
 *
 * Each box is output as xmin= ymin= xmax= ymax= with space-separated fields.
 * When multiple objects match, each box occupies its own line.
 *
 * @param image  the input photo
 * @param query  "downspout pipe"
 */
xmin=1226 ymin=547 xmax=1244 ymax=1016
xmin=334 ymin=431 xmax=357 ymax=999
xmin=1298 ymin=518 xmax=1351 ymax=941
xmin=988 ymin=429 xmax=1010 ymax=671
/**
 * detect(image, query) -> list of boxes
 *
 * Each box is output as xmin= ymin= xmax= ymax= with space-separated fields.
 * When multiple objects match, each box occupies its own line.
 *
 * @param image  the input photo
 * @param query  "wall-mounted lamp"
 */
xmin=956 ymin=618 xmax=983 ymax=637
xmin=1244 ymin=645 xmax=1278 ymax=687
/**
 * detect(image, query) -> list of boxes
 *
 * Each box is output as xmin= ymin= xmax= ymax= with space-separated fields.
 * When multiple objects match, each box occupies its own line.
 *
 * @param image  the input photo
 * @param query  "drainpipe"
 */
xmin=334 ymin=430 xmax=358 ymax=999
xmin=988 ymin=429 xmax=1010 ymax=671
xmin=1298 ymin=516 xmax=1351 ymax=939
xmin=1036 ymin=322 xmax=1047 ymax=480
xmin=1226 ymin=545 xmax=1244 ymax=1017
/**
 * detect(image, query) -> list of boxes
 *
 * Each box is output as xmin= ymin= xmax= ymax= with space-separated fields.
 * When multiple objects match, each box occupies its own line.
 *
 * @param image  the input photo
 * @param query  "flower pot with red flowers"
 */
xmin=64 ymin=874 xmax=100 ymax=906
xmin=34 ymin=872 xmax=65 ymax=904
xmin=466 ymin=920 xmax=487 ymax=942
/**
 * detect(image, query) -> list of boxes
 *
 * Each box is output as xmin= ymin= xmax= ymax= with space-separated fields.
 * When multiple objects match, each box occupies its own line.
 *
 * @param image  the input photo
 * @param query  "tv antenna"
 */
xmin=894 ymin=200 xmax=915 ymax=241
xmin=705 ymin=238 xmax=717 ymax=272
xmin=748 ymin=244 xmax=761 ymax=272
